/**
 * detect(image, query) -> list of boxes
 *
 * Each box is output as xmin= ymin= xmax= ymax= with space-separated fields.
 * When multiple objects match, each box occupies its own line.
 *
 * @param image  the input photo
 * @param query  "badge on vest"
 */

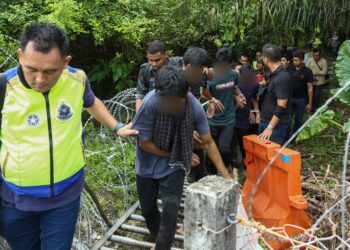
xmin=26 ymin=113 xmax=41 ymax=128
xmin=56 ymin=100 xmax=74 ymax=122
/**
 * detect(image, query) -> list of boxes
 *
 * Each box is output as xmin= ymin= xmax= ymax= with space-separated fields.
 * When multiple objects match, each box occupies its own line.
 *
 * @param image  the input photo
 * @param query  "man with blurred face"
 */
xmin=206 ymin=48 xmax=244 ymax=179
xmin=132 ymin=65 xmax=231 ymax=250
xmin=306 ymin=48 xmax=328 ymax=111
xmin=0 ymin=23 xmax=137 ymax=250
xmin=288 ymin=50 xmax=313 ymax=138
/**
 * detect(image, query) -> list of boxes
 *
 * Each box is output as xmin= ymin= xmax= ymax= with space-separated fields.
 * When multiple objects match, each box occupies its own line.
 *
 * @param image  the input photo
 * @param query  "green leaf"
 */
xmin=343 ymin=118 xmax=350 ymax=133
xmin=335 ymin=40 xmax=350 ymax=86
xmin=330 ymin=88 xmax=350 ymax=105
xmin=296 ymin=110 xmax=335 ymax=142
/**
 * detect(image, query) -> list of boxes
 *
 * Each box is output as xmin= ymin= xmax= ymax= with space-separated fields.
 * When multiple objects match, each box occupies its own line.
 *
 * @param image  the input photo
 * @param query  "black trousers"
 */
xmin=207 ymin=124 xmax=234 ymax=175
xmin=313 ymin=84 xmax=324 ymax=111
xmin=136 ymin=170 xmax=185 ymax=250
xmin=235 ymin=127 xmax=255 ymax=165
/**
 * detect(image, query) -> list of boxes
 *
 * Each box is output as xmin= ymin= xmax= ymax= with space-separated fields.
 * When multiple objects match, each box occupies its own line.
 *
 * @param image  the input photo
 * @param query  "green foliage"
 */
xmin=39 ymin=0 xmax=86 ymax=38
xmin=335 ymin=40 xmax=350 ymax=86
xmin=296 ymin=110 xmax=337 ymax=142
xmin=0 ymin=0 xmax=349 ymax=95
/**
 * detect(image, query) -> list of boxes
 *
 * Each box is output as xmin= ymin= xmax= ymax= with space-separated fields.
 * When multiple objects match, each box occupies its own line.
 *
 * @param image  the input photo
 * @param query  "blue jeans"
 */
xmin=0 ymin=197 xmax=80 ymax=250
xmin=259 ymin=120 xmax=290 ymax=146
xmin=291 ymin=98 xmax=307 ymax=134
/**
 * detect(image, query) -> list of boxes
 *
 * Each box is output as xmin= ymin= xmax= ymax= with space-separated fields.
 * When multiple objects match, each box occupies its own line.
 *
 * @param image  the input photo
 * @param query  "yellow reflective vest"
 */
xmin=0 ymin=66 xmax=86 ymax=197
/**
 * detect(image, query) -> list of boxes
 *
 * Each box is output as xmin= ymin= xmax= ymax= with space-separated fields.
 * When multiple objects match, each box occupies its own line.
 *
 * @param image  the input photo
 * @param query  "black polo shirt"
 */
xmin=287 ymin=64 xmax=313 ymax=99
xmin=261 ymin=65 xmax=292 ymax=124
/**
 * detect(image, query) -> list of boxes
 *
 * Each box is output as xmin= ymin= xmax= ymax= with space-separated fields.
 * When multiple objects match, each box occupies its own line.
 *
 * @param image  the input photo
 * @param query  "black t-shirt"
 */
xmin=261 ymin=66 xmax=292 ymax=124
xmin=287 ymin=65 xmax=313 ymax=99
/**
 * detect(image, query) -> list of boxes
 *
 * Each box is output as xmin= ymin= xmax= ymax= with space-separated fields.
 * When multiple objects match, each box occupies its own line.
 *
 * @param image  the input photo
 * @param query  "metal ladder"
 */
xmin=91 ymin=182 xmax=189 ymax=250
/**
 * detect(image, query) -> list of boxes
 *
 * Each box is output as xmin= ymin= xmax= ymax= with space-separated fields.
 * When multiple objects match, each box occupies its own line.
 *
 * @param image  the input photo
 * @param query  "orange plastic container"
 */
xmin=242 ymin=135 xmax=311 ymax=249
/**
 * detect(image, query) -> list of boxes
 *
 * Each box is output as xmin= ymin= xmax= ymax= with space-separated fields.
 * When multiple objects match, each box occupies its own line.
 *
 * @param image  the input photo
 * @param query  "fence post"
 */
xmin=184 ymin=175 xmax=238 ymax=250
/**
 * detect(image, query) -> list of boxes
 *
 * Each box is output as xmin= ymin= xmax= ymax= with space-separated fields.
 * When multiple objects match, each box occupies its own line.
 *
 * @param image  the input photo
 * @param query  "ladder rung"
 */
xmin=109 ymin=235 xmax=183 ymax=250
xmin=129 ymin=214 xmax=183 ymax=227
xmin=120 ymin=224 xmax=184 ymax=241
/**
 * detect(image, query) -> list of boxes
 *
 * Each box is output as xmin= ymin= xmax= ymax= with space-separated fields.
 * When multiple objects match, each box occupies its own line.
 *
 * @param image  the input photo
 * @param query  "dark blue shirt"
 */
xmin=1 ymin=68 xmax=95 ymax=211
xmin=235 ymin=82 xmax=259 ymax=129
xmin=132 ymin=90 xmax=210 ymax=179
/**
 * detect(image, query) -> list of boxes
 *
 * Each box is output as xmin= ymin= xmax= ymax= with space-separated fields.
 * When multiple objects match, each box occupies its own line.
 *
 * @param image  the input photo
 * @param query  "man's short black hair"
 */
xmin=312 ymin=47 xmax=320 ymax=53
xmin=20 ymin=23 xmax=69 ymax=57
xmin=262 ymin=43 xmax=281 ymax=63
xmin=281 ymin=53 xmax=291 ymax=61
xmin=183 ymin=47 xmax=208 ymax=67
xmin=240 ymin=53 xmax=249 ymax=59
xmin=216 ymin=48 xmax=232 ymax=63
xmin=146 ymin=40 xmax=167 ymax=54
xmin=155 ymin=65 xmax=189 ymax=98
xmin=293 ymin=50 xmax=304 ymax=60
xmin=306 ymin=43 xmax=313 ymax=50
xmin=232 ymin=61 xmax=242 ymax=68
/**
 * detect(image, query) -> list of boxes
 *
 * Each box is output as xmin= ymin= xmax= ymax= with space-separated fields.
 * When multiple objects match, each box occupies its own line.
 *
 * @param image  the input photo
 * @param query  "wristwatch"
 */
xmin=267 ymin=125 xmax=274 ymax=130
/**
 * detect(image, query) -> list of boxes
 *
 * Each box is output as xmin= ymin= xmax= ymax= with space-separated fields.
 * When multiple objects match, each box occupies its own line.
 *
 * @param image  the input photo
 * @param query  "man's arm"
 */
xmin=135 ymin=65 xmax=149 ymax=111
xmin=252 ymin=97 xmax=260 ymax=124
xmin=135 ymin=99 xmax=143 ymax=111
xmin=306 ymin=83 xmax=313 ymax=113
xmin=200 ymin=132 xmax=231 ymax=179
xmin=258 ymin=98 xmax=288 ymax=141
xmin=139 ymin=140 xmax=170 ymax=158
xmin=86 ymin=98 xmax=138 ymax=137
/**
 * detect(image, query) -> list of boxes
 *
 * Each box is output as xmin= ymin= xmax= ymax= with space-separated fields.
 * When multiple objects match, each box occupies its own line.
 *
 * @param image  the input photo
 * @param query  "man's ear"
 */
xmin=17 ymin=48 xmax=23 ymax=64
xmin=64 ymin=55 xmax=72 ymax=68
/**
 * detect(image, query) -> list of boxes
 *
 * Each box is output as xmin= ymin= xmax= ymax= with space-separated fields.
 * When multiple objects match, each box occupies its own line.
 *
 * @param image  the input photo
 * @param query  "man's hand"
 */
xmin=191 ymin=153 xmax=200 ymax=167
xmin=234 ymin=95 xmax=246 ymax=109
xmin=211 ymin=98 xmax=225 ymax=112
xmin=249 ymin=112 xmax=256 ymax=124
xmin=207 ymin=102 xmax=215 ymax=118
xmin=258 ymin=128 xmax=273 ymax=141
xmin=306 ymin=103 xmax=312 ymax=113
xmin=117 ymin=123 xmax=139 ymax=137
xmin=255 ymin=112 xmax=261 ymax=124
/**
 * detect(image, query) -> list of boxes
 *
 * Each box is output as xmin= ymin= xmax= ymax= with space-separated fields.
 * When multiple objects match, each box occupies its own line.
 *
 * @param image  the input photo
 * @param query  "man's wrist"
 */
xmin=267 ymin=124 xmax=274 ymax=130
xmin=209 ymin=97 xmax=216 ymax=103
xmin=113 ymin=123 xmax=125 ymax=134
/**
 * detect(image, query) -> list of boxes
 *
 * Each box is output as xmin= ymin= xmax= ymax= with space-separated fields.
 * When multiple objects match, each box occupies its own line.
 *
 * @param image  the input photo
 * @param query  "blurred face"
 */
xmin=256 ymin=51 xmax=262 ymax=58
xmin=313 ymin=52 xmax=320 ymax=61
xmin=281 ymin=57 xmax=289 ymax=67
xmin=184 ymin=64 xmax=204 ymax=85
xmin=293 ymin=57 xmax=303 ymax=68
xmin=147 ymin=52 xmax=168 ymax=70
xmin=18 ymin=42 xmax=71 ymax=93
xmin=240 ymin=56 xmax=249 ymax=65
xmin=159 ymin=96 xmax=186 ymax=116
xmin=213 ymin=61 xmax=231 ymax=77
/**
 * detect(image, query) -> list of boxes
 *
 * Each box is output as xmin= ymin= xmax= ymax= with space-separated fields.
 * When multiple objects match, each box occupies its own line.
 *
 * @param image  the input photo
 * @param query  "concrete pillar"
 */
xmin=184 ymin=175 xmax=238 ymax=250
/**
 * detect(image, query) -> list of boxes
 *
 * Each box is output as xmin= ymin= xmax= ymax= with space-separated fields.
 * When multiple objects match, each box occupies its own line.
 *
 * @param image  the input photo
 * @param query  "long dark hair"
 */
xmin=239 ymin=64 xmax=257 ymax=86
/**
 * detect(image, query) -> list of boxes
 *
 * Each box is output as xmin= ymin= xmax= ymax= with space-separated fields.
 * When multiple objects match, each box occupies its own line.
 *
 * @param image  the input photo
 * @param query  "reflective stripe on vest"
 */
xmin=0 ymin=66 xmax=86 ymax=197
